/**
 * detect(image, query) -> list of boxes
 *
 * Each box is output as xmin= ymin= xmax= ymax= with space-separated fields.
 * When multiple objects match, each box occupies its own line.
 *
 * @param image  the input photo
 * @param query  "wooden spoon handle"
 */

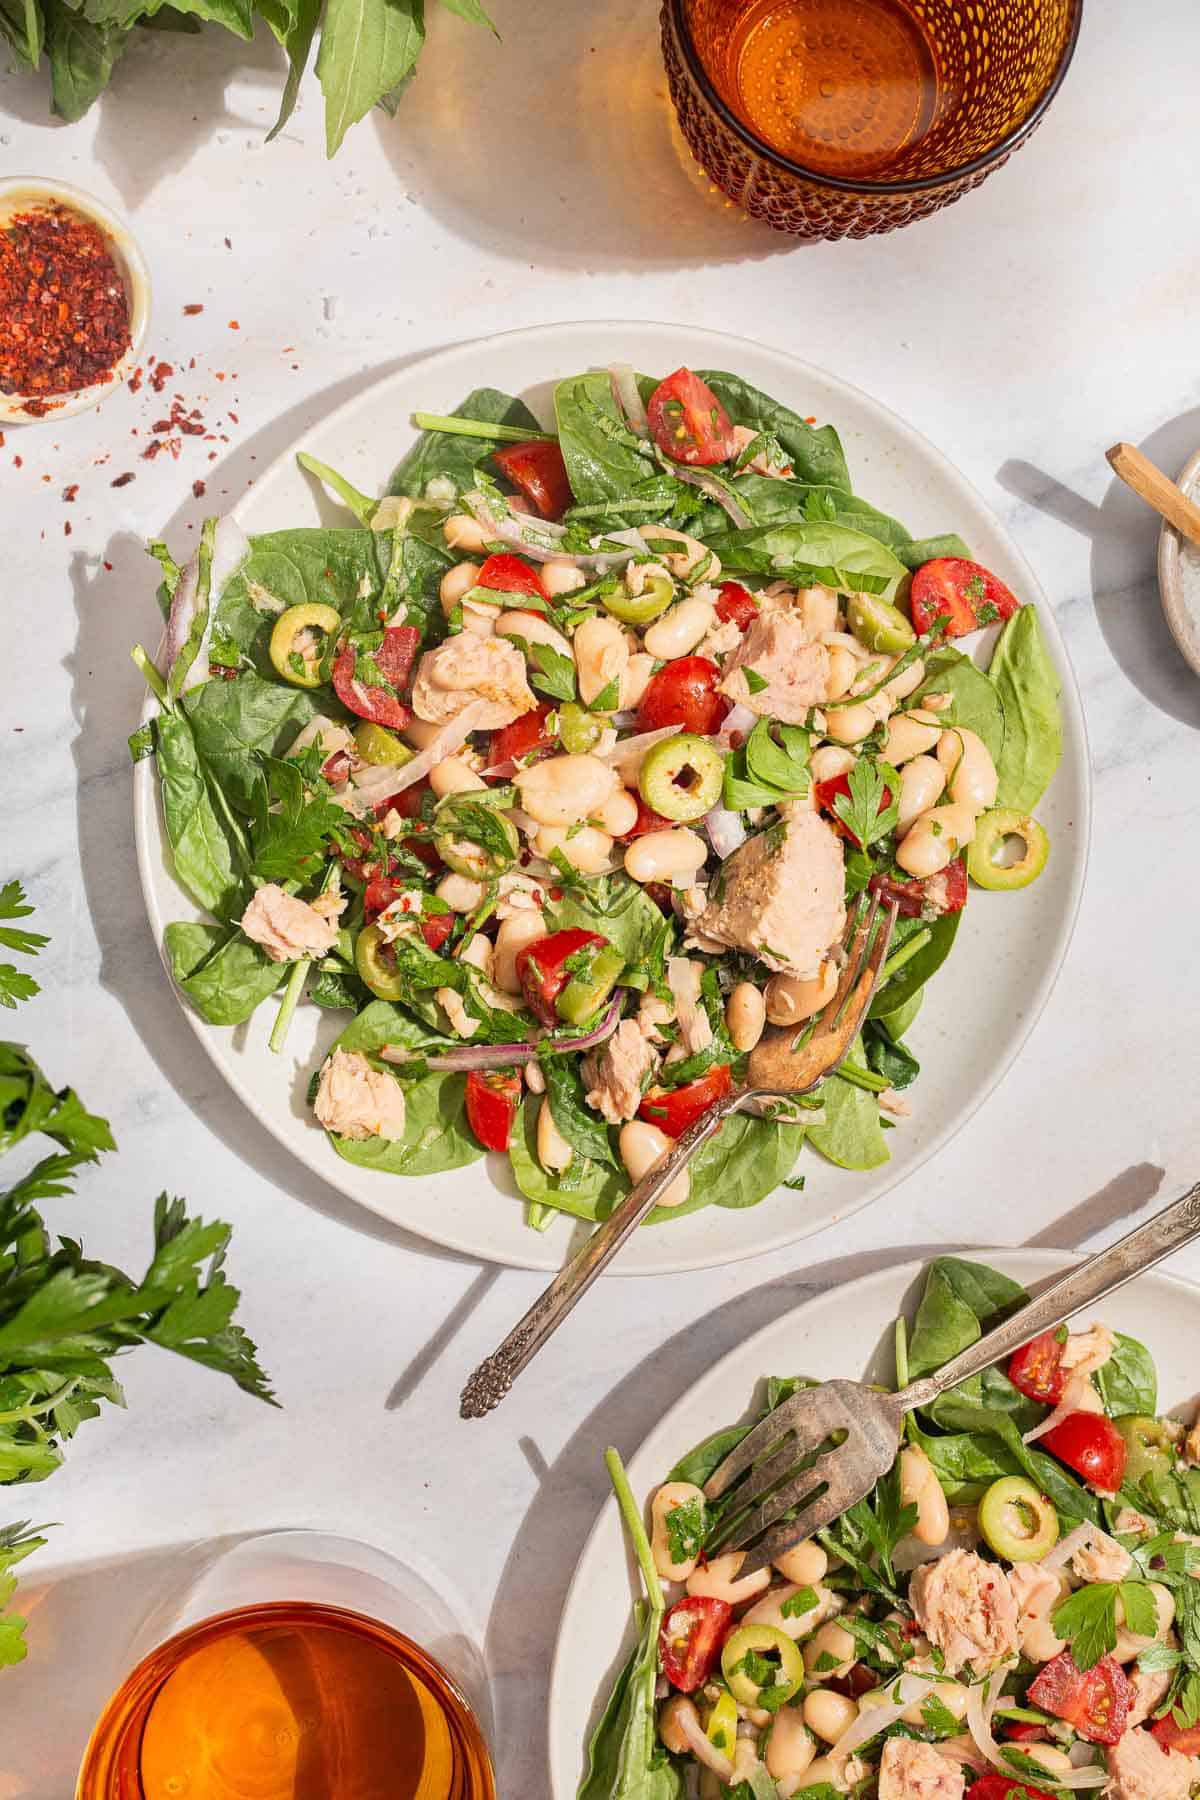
xmin=1107 ymin=441 xmax=1200 ymax=548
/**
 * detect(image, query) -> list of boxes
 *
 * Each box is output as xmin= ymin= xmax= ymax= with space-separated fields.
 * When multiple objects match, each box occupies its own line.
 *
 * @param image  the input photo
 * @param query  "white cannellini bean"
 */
xmin=1114 ymin=1583 xmax=1174 ymax=1660
xmin=459 ymin=932 xmax=493 ymax=977
xmin=743 ymin=1581 xmax=831 ymax=1640
xmin=492 ymin=912 xmax=548 ymax=993
xmin=824 ymin=697 xmax=887 ymax=745
xmin=443 ymin=513 xmax=490 ymax=553
xmin=620 ymin=652 xmax=656 ymax=711
xmin=537 ymin=1098 xmax=573 ymax=1175
xmin=1021 ymin=1747 xmax=1074 ymax=1775
xmin=937 ymin=726 xmax=999 ymax=811
xmin=802 ymin=1620 xmax=857 ymax=1680
xmin=898 ymin=1444 xmax=950 ymax=1544
xmin=764 ymin=963 xmax=837 ymax=1027
xmin=895 ymin=802 xmax=978 ymax=878
xmin=404 ymin=717 xmax=448 ymax=750
xmin=540 ymin=557 xmax=586 ymax=597
xmin=773 ymin=1540 xmax=828 ymax=1586
xmin=657 ymin=1695 xmax=699 ymax=1756
xmin=685 ymin=1549 xmax=770 ymax=1606
xmin=650 ymin=1481 xmax=706 ymax=1581
xmin=639 ymin=526 xmax=718 ymax=580
xmin=643 ymin=596 xmax=715 ymax=661
xmin=619 ymin=1120 xmax=690 ymax=1209
xmin=573 ymin=614 xmax=630 ymax=708
xmin=429 ymin=756 xmax=487 ymax=798
xmin=435 ymin=871 xmax=486 ymax=913
xmin=726 ymin=982 xmax=766 ymax=1052
xmin=884 ymin=712 xmax=942 ymax=765
xmin=765 ymin=1707 xmax=817 ymax=1783
xmin=525 ymin=1058 xmax=545 ymax=1094
xmin=896 ymin=755 xmax=947 ymax=836
xmin=795 ymin=1758 xmax=850 ymax=1794
xmin=797 ymin=585 xmax=840 ymax=636
xmin=439 ymin=559 xmax=482 ymax=613
xmin=803 ymin=1689 xmax=859 ymax=1744
xmin=823 ymin=644 xmax=860 ymax=702
xmin=624 ymin=829 xmax=707 ymax=886
xmin=495 ymin=608 xmax=574 ymax=661
xmin=535 ymin=824 xmax=615 ymax=874
xmin=885 ymin=657 xmax=925 ymax=702
xmin=516 ymin=753 xmax=617 ymax=827
xmin=820 ymin=631 xmax=871 ymax=659
xmin=598 ymin=787 xmax=639 ymax=837
xmin=808 ymin=745 xmax=856 ymax=784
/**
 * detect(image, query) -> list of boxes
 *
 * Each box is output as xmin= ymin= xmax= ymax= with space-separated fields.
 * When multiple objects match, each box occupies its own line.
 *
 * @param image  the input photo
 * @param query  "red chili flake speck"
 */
xmin=63 ymin=483 xmax=78 ymax=502
xmin=63 ymin=521 xmax=72 ymax=536
xmin=228 ymin=320 xmax=240 ymax=330
xmin=192 ymin=478 xmax=206 ymax=498
xmin=103 ymin=560 xmax=113 ymax=570
xmin=149 ymin=360 xmax=173 ymax=393
xmin=183 ymin=303 xmax=204 ymax=315
xmin=228 ymin=411 xmax=238 ymax=424
xmin=111 ymin=471 xmax=135 ymax=487
xmin=128 ymin=365 xmax=143 ymax=393
xmin=13 ymin=454 xmax=22 ymax=468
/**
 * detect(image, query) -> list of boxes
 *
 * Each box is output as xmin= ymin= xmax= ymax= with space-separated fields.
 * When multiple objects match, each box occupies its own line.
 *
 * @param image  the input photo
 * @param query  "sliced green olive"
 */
xmin=432 ymin=794 xmax=519 ymax=880
xmin=269 ymin=602 xmax=342 ymax=688
xmin=557 ymin=945 xmax=625 ymax=1025
xmin=558 ymin=701 xmax=602 ymax=755
xmin=1115 ymin=1415 xmax=1175 ymax=1485
xmin=846 ymin=592 xmax=916 ymax=656
xmin=602 ymin=572 xmax=674 ymax=626
xmin=639 ymin=733 xmax=724 ymax=823
xmin=354 ymin=923 xmax=406 ymax=1000
xmin=705 ymin=1688 xmax=738 ymax=1754
xmin=967 ymin=807 xmax=1050 ymax=891
xmin=978 ymin=1475 xmax=1060 ymax=1562
xmin=720 ymin=1624 xmax=804 ymax=1708
xmin=354 ymin=721 xmax=414 ymax=766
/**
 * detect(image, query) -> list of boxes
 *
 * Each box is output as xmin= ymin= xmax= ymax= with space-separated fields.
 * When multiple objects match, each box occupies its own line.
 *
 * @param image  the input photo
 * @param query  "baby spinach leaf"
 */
xmin=330 ymin=1071 xmax=481 ymax=1177
xmin=695 ymin=371 xmax=852 ymax=492
xmin=544 ymin=875 xmax=666 ymax=969
xmin=156 ymin=710 xmax=247 ymax=919
xmin=182 ymin=674 xmax=320 ymax=818
xmin=696 ymin=476 xmax=913 ymax=550
xmin=554 ymin=371 xmax=657 ymax=508
xmin=807 ymin=1062 xmax=888 ymax=1172
xmin=863 ymin=1022 xmax=919 ymax=1092
xmin=508 ymin=1097 xmax=624 ymax=1223
xmin=913 ymin=645 xmax=1006 ymax=765
xmin=647 ymin=1114 xmax=807 ymax=1223
xmin=873 ymin=988 xmax=922 ymax=1041
xmin=910 ymin=1415 xmax=1099 ymax=1526
xmin=988 ymin=605 xmax=1063 ymax=812
xmin=907 ymin=1256 xmax=1028 ymax=1379
xmin=539 ymin=1049 xmax=620 ymax=1169
xmin=927 ymin=1363 xmax=1045 ymax=1437
xmin=701 ymin=521 xmax=908 ymax=599
xmin=1096 ymin=1333 xmax=1157 ymax=1417
xmin=896 ymin=533 xmax=973 ymax=571
xmin=392 ymin=388 xmax=542 ymax=499
xmin=164 ymin=922 xmax=286 ymax=1026
xmin=868 ymin=908 xmax=961 ymax=1018
xmin=249 ymin=756 xmax=349 ymax=885
xmin=212 ymin=526 xmax=390 ymax=666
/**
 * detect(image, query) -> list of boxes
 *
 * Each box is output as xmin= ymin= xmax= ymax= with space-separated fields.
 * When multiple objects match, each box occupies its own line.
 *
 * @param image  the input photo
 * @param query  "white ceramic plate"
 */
xmin=133 ymin=322 xmax=1090 ymax=1274
xmin=547 ymin=1250 xmax=1198 ymax=1795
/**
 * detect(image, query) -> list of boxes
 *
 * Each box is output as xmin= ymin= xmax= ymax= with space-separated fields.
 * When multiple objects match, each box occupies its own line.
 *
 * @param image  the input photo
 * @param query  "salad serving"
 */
xmin=586 ymin=1257 xmax=1200 ymax=1800
xmin=133 ymin=361 xmax=1063 ymax=1236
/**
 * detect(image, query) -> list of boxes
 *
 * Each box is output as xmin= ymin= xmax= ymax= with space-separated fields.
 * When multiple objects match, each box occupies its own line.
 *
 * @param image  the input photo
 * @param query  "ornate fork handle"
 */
xmin=898 ymin=1178 xmax=1200 ymax=1414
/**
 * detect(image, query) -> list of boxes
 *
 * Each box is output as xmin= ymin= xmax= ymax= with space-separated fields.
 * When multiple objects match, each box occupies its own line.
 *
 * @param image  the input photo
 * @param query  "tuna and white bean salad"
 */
xmin=133 ymin=364 xmax=1062 ymax=1231
xmin=589 ymin=1257 xmax=1200 ymax=1800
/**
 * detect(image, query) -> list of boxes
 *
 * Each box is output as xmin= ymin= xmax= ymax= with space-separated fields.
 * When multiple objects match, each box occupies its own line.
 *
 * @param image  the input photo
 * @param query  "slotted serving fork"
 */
xmin=704 ymin=1174 xmax=1200 ymax=1574
xmin=460 ymin=889 xmax=899 ymax=1419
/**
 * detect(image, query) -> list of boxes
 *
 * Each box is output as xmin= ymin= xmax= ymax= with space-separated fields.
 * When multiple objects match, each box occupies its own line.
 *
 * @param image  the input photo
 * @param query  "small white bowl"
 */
xmin=0 ymin=176 xmax=151 ymax=426
xmin=1157 ymin=447 xmax=1200 ymax=677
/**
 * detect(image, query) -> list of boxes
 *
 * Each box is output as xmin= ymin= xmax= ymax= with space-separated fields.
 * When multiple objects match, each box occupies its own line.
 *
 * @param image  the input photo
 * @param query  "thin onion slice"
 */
xmin=1023 ymin=1374 xmax=1102 ymax=1444
xmin=161 ymin=515 xmax=251 ymax=692
xmin=829 ymin=1673 xmax=945 ymax=1762
xmin=717 ymin=702 xmax=758 ymax=747
xmin=1039 ymin=1519 xmax=1128 ymax=1573
xmin=609 ymin=364 xmax=649 ymax=439
xmin=705 ymin=807 xmax=746 ymax=860
xmin=964 ymin=1669 xmax=1106 ymax=1787
xmin=675 ymin=1703 xmax=733 ymax=1783
xmin=597 ymin=724 xmax=682 ymax=774
xmin=380 ymin=992 xmax=624 ymax=1071
xmin=669 ymin=464 xmax=752 ymax=529
xmin=349 ymin=702 xmax=491 ymax=804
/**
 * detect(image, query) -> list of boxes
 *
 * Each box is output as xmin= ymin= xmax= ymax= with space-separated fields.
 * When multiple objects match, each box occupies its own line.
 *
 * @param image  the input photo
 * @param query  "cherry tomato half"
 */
xmin=464 ymin=1070 xmax=522 ymax=1153
xmin=1008 ymin=1330 xmax=1068 ymax=1405
xmin=967 ymin=1777 xmax=1056 ymax=1800
xmin=1027 ymin=1649 xmax=1130 ymax=1745
xmin=364 ymin=881 xmax=456 ymax=954
xmin=814 ymin=773 xmax=894 ymax=851
xmin=658 ymin=1595 xmax=733 ymax=1693
xmin=516 ymin=927 xmax=606 ymax=1027
xmin=475 ymin=552 xmax=546 ymax=599
xmin=1039 ymin=1411 xmax=1127 ymax=1491
xmin=489 ymin=701 xmax=555 ymax=771
xmin=492 ymin=440 xmax=574 ymax=520
xmin=714 ymin=581 xmax=759 ymax=630
xmin=639 ymin=1064 xmax=733 ymax=1138
xmin=910 ymin=557 xmax=1021 ymax=639
xmin=869 ymin=860 xmax=969 ymax=919
xmin=624 ymin=793 xmax=676 ymax=839
xmin=646 ymin=368 xmax=738 ymax=468
xmin=1151 ymin=1717 xmax=1200 ymax=1756
xmin=332 ymin=623 xmax=421 ymax=729
xmin=637 ymin=656 xmax=727 ymax=736
xmin=1002 ymin=1723 xmax=1052 ymax=1745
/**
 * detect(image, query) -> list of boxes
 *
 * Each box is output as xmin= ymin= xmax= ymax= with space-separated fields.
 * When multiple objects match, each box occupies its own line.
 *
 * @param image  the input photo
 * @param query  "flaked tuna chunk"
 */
xmin=240 ymin=883 xmax=341 ymax=962
xmin=582 ymin=1020 xmax=658 ymax=1125
xmin=909 ymin=1548 xmax=1019 ymax=1675
xmin=411 ymin=633 xmax=535 ymax=729
xmin=695 ymin=804 xmax=845 ymax=978
xmin=1105 ymin=1729 xmax=1200 ymax=1800
xmin=878 ymin=1737 xmax=966 ymax=1800
xmin=314 ymin=1050 xmax=407 ymax=1141
xmin=718 ymin=611 xmax=830 ymax=722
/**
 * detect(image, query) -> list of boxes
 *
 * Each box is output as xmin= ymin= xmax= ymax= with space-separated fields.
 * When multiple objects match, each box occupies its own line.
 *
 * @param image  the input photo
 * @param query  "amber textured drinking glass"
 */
xmin=662 ymin=0 xmax=1083 ymax=239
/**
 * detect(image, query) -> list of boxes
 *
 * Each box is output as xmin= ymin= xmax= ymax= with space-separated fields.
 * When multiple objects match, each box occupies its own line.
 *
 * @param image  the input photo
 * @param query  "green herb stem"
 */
xmin=894 ymin=1316 xmax=909 ymax=1392
xmin=605 ymin=1446 xmax=664 ymax=1614
xmin=837 ymin=1060 xmax=890 ymax=1094
xmin=412 ymin=413 xmax=555 ymax=444
xmin=131 ymin=644 xmax=169 ymax=707
xmin=268 ymin=955 xmax=310 ymax=1054
xmin=881 ymin=928 xmax=932 ymax=984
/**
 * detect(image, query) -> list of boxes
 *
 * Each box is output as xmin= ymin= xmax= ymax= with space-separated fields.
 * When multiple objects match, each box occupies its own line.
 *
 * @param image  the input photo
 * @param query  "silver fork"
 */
xmin=460 ymin=891 xmax=899 ymax=1419
xmin=706 ymin=1175 xmax=1200 ymax=1574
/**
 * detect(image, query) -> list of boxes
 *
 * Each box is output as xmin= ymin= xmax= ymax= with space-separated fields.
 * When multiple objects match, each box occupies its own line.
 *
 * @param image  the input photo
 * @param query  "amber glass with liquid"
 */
xmin=76 ymin=1602 xmax=496 ymax=1800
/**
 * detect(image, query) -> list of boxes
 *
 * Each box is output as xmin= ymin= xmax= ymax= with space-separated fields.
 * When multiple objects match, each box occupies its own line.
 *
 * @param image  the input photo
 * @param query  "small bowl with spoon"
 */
xmin=1107 ymin=439 xmax=1200 ymax=676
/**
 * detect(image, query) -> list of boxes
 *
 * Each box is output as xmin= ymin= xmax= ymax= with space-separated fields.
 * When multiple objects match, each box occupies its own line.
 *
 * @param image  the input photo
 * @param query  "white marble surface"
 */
xmin=2 ymin=0 xmax=1200 ymax=1787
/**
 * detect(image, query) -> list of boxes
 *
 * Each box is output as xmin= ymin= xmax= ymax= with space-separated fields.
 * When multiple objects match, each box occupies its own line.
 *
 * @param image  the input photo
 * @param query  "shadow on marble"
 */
xmin=1023 ymin=1160 xmax=1166 ymax=1250
xmin=63 ymin=348 xmax=484 ymax=1265
xmin=997 ymin=405 xmax=1200 ymax=730
xmin=374 ymin=0 xmax=795 ymax=274
xmin=386 ymin=1266 xmax=503 ymax=1412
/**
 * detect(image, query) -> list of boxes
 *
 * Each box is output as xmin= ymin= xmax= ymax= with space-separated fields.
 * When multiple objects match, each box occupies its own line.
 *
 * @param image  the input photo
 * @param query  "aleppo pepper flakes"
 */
xmin=0 ymin=204 xmax=131 ymax=411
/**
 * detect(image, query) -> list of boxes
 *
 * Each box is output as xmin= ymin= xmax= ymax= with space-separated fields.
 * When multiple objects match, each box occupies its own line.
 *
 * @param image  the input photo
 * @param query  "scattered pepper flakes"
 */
xmin=63 ymin=520 xmax=72 ymax=536
xmin=149 ymin=360 xmax=173 ymax=393
xmin=111 ymin=471 xmax=135 ymax=487
xmin=63 ymin=483 xmax=79 ymax=502
xmin=192 ymin=478 xmax=206 ymax=498
xmin=128 ymin=364 xmax=143 ymax=393
xmin=0 ymin=203 xmax=131 ymax=403
xmin=183 ymin=303 xmax=204 ymax=315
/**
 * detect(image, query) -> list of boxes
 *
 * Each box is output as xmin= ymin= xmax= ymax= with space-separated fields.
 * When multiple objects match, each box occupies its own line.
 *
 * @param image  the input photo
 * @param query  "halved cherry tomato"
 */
xmin=1002 ymin=1723 xmax=1052 ymax=1744
xmin=421 ymin=911 xmax=455 ymax=953
xmin=493 ymin=440 xmax=574 ymax=520
xmin=869 ymin=859 xmax=969 ymax=919
xmin=624 ymin=793 xmax=676 ymax=839
xmin=1008 ymin=1330 xmax=1068 ymax=1405
xmin=714 ymin=581 xmax=759 ymax=630
xmin=332 ymin=624 xmax=421 ymax=728
xmin=637 ymin=657 xmax=728 ymax=736
xmin=658 ymin=1595 xmax=733 ymax=1693
xmin=646 ymin=368 xmax=738 ymax=468
xmin=1151 ymin=1717 xmax=1200 ymax=1756
xmin=639 ymin=1064 xmax=732 ymax=1137
xmin=967 ymin=1777 xmax=1056 ymax=1800
xmin=515 ymin=927 xmax=606 ymax=1026
xmin=1027 ymin=1650 xmax=1130 ymax=1745
xmin=910 ymin=558 xmax=1021 ymax=639
xmin=362 ymin=879 xmax=455 ymax=953
xmin=475 ymin=552 xmax=546 ymax=599
xmin=815 ymin=774 xmax=894 ymax=851
xmin=643 ymin=881 xmax=675 ymax=915
xmin=489 ymin=701 xmax=555 ymax=772
xmin=1039 ymin=1412 xmax=1127 ymax=1491
xmin=464 ymin=1070 xmax=522 ymax=1153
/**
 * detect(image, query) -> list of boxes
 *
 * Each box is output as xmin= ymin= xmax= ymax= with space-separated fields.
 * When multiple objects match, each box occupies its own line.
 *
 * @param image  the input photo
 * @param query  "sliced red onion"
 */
xmin=717 ymin=702 xmax=757 ymax=747
xmin=379 ymin=992 xmax=623 ymax=1070
xmin=705 ymin=806 xmax=746 ymax=860
xmin=598 ymin=724 xmax=682 ymax=774
xmin=349 ymin=702 xmax=491 ymax=804
xmin=608 ymin=364 xmax=649 ymax=439
xmin=160 ymin=515 xmax=250 ymax=692
xmin=669 ymin=465 xmax=752 ymax=529
xmin=463 ymin=489 xmax=567 ymax=562
xmin=674 ymin=1703 xmax=733 ymax=1783
xmin=1023 ymin=1373 xmax=1100 ymax=1444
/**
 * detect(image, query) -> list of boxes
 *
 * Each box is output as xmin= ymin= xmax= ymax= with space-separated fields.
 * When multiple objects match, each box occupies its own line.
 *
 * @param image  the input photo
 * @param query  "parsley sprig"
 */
xmin=832 ymin=757 xmax=900 ymax=851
